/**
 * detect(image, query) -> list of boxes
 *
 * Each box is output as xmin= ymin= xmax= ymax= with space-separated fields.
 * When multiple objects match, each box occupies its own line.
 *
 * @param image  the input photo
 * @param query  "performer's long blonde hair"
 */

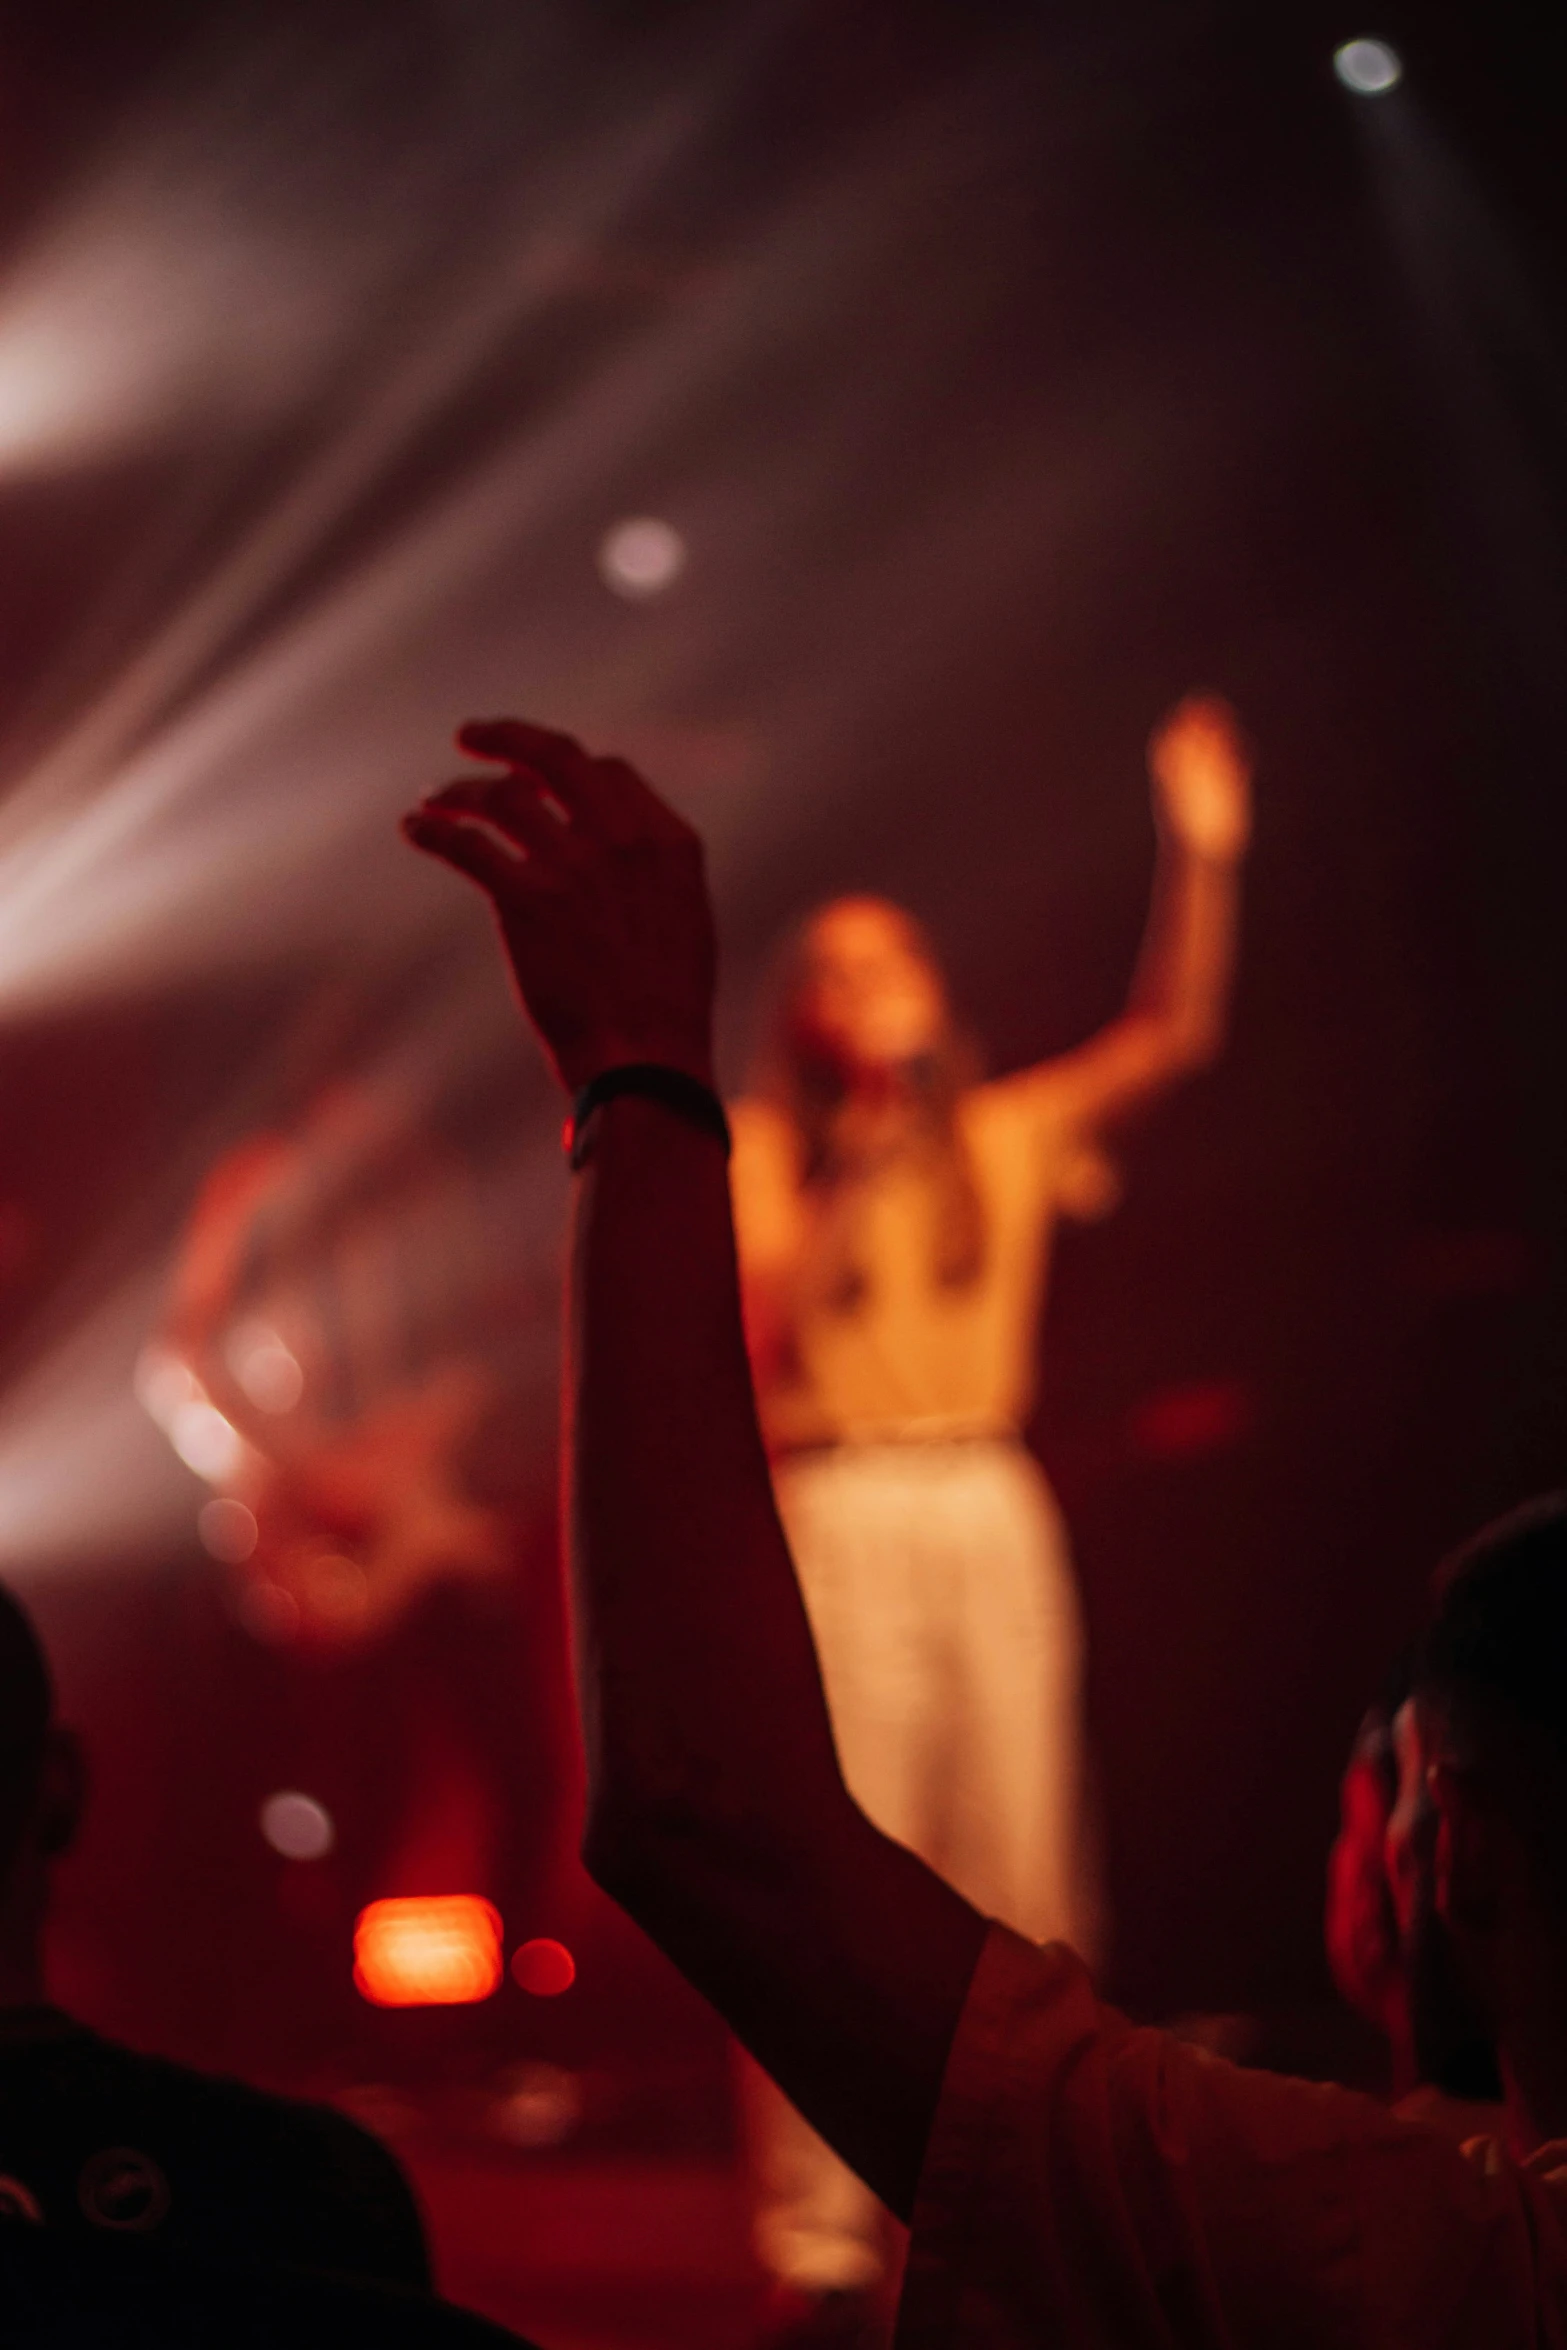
xmin=753 ymin=899 xmax=987 ymax=1307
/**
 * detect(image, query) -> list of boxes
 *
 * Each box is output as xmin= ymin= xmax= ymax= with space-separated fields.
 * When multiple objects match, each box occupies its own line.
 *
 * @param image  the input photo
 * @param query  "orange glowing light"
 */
xmin=353 ymin=1896 xmax=503 ymax=2008
xmin=511 ymin=1937 xmax=576 ymax=1997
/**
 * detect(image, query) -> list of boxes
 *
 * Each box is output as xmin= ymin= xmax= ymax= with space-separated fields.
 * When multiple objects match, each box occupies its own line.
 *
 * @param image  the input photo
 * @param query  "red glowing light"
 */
xmin=1128 ymin=1377 xmax=1253 ymax=1463
xmin=511 ymin=1937 xmax=576 ymax=1997
xmin=353 ymin=1896 xmax=503 ymax=2008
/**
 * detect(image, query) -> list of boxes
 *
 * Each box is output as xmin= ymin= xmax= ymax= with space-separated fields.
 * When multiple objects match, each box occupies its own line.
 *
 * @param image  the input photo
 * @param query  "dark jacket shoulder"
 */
xmin=0 ymin=2012 xmax=430 ymax=2291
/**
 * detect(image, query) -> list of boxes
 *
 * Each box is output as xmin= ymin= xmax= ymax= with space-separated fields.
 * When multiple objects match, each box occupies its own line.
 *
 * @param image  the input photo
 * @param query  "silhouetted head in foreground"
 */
xmin=0 ymin=1581 xmax=83 ymax=2003
xmin=1393 ymin=1496 xmax=1567 ymax=2139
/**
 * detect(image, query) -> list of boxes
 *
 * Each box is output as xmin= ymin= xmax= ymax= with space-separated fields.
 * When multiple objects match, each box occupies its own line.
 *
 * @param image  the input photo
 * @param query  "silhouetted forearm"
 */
xmin=568 ymin=1095 xmax=986 ymax=2217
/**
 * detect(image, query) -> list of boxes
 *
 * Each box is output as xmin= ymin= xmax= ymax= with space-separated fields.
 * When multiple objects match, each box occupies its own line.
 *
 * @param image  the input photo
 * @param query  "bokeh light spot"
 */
xmin=133 ymin=1344 xmax=199 ymax=1432
xmin=260 ymin=1789 xmax=335 ymax=1861
xmin=354 ymin=1895 xmax=503 ymax=2007
xmin=301 ymin=1550 xmax=369 ymax=1626
xmin=198 ymin=1496 xmax=258 ymax=1563
xmin=233 ymin=1579 xmax=301 ymax=1645
xmin=491 ymin=2061 xmax=582 ymax=2148
xmin=1333 ymin=38 xmax=1402 ymax=94
xmin=227 ymin=1321 xmax=304 ymax=1413
xmin=597 ymin=515 xmax=686 ymax=599
xmin=511 ymin=1937 xmax=576 ymax=1997
xmin=169 ymin=1398 xmax=245 ymax=1483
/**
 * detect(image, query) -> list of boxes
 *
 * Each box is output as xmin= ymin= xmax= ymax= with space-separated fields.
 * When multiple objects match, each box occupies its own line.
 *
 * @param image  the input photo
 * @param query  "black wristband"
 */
xmin=567 ymin=1064 xmax=731 ymax=1170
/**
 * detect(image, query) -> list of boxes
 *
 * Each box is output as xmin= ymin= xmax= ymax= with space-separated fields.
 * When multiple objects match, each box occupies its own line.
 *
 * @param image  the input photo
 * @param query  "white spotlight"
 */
xmin=1333 ymin=38 xmax=1403 ymax=94
xmin=597 ymin=515 xmax=686 ymax=600
xmin=260 ymin=1789 xmax=335 ymax=1861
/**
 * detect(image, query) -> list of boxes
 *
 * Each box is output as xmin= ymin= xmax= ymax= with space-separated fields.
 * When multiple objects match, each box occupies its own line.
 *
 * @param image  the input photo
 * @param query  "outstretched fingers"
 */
xmin=405 ymin=713 xmax=696 ymax=904
xmin=456 ymin=719 xmax=608 ymax=829
xmin=402 ymin=806 xmax=525 ymax=898
xmin=421 ymin=773 xmax=569 ymax=864
xmin=455 ymin=719 xmax=680 ymax=843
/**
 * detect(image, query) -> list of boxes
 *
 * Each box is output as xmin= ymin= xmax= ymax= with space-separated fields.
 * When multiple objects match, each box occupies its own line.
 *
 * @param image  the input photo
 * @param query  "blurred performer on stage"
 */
xmin=152 ymin=1075 xmax=507 ymax=1650
xmin=728 ymin=695 xmax=1252 ymax=2328
xmin=142 ymin=1065 xmax=568 ymax=2066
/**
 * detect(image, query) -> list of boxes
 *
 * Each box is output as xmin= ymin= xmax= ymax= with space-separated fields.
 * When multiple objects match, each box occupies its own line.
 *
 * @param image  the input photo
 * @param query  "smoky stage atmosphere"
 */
xmin=0 ymin=2 xmax=1564 ymax=2345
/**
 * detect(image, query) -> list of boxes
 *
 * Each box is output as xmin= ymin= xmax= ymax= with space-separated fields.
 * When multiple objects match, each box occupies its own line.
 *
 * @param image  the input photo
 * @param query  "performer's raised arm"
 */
xmin=1037 ymin=693 xmax=1252 ymax=1132
xmin=405 ymin=722 xmax=987 ymax=2222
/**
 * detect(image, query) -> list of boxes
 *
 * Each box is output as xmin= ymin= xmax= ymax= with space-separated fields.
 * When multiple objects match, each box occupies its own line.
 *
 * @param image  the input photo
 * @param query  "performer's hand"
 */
xmin=404 ymin=719 xmax=716 ymax=1092
xmin=1147 ymin=693 xmax=1253 ymax=863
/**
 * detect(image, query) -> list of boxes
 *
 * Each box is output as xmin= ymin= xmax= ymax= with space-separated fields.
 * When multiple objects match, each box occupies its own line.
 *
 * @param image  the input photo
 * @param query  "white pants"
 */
xmin=743 ymin=1439 xmax=1098 ymax=2293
